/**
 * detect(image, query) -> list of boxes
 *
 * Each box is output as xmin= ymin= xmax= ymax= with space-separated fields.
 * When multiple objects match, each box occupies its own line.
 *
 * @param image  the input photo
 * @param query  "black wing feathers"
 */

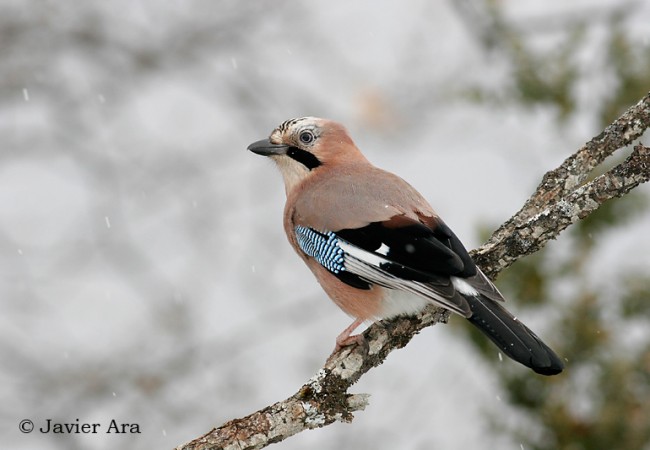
xmin=432 ymin=221 xmax=477 ymax=277
xmin=334 ymin=270 xmax=372 ymax=290
xmin=336 ymin=219 xmax=473 ymax=281
xmin=330 ymin=219 xmax=564 ymax=375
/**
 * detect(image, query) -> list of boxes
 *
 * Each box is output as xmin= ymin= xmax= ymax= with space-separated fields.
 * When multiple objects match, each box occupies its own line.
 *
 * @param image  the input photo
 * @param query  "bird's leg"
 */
xmin=333 ymin=318 xmax=365 ymax=352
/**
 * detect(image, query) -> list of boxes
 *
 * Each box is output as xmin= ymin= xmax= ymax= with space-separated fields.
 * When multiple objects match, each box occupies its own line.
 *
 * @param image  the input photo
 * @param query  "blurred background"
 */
xmin=1 ymin=1 xmax=649 ymax=449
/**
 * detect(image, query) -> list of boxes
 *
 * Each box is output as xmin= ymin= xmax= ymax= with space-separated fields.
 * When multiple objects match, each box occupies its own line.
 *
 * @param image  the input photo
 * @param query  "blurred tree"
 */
xmin=488 ymin=196 xmax=650 ymax=450
xmin=456 ymin=0 xmax=650 ymax=125
xmin=601 ymin=19 xmax=650 ymax=125
xmin=455 ymin=1 xmax=650 ymax=449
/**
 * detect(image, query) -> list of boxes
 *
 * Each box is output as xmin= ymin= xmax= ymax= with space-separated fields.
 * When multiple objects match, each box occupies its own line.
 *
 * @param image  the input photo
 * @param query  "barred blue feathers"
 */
xmin=295 ymin=226 xmax=346 ymax=274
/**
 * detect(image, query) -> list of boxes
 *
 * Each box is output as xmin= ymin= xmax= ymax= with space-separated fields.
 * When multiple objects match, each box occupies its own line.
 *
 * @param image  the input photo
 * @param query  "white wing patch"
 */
xmin=338 ymin=240 xmax=471 ymax=317
xmin=451 ymin=277 xmax=479 ymax=296
xmin=376 ymin=243 xmax=390 ymax=256
xmin=338 ymin=240 xmax=386 ymax=267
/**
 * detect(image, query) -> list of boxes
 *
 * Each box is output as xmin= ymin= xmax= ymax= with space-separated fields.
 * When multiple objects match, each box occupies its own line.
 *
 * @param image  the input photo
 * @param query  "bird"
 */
xmin=247 ymin=117 xmax=564 ymax=376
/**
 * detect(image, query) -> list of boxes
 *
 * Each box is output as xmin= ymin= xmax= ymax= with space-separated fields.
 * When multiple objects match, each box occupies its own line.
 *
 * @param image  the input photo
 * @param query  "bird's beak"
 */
xmin=247 ymin=139 xmax=289 ymax=156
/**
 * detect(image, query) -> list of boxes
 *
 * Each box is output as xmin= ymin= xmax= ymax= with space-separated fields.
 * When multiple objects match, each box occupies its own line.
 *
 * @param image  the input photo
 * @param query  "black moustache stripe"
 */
xmin=287 ymin=147 xmax=322 ymax=170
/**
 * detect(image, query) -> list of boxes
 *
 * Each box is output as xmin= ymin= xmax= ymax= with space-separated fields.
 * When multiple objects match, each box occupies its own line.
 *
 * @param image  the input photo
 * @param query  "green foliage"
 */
xmin=620 ymin=276 xmax=650 ymax=318
xmin=601 ymin=19 xmax=650 ymax=125
xmin=468 ymin=2 xmax=650 ymax=128
xmin=507 ymin=26 xmax=582 ymax=120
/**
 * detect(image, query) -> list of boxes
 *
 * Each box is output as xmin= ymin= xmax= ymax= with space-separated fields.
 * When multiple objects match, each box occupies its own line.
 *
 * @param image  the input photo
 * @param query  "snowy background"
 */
xmin=1 ymin=1 xmax=649 ymax=449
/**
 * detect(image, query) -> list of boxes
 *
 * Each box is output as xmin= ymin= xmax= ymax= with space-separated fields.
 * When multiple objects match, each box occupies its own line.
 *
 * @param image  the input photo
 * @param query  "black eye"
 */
xmin=299 ymin=130 xmax=315 ymax=144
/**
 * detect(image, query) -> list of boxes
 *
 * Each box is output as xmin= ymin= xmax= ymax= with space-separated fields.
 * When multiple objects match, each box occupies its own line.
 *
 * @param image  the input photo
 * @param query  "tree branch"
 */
xmin=175 ymin=93 xmax=650 ymax=450
xmin=486 ymin=92 xmax=650 ymax=251
xmin=473 ymin=142 xmax=650 ymax=278
xmin=176 ymin=306 xmax=449 ymax=450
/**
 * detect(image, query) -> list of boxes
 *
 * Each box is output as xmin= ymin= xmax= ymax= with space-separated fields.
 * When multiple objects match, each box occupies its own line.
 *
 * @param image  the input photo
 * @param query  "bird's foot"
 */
xmin=333 ymin=318 xmax=365 ymax=353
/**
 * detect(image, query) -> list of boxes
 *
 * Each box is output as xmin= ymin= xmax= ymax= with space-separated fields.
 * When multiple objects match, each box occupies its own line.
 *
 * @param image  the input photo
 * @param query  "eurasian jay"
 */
xmin=248 ymin=117 xmax=564 ymax=376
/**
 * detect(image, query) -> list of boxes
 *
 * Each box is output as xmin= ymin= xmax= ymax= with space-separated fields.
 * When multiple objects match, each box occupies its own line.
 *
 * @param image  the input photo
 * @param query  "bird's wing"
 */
xmin=290 ymin=164 xmax=507 ymax=316
xmin=294 ymin=220 xmax=475 ymax=317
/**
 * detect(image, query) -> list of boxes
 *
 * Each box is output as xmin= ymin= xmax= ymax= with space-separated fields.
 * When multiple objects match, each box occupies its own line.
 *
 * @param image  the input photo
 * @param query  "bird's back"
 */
xmin=286 ymin=162 xmax=437 ymax=233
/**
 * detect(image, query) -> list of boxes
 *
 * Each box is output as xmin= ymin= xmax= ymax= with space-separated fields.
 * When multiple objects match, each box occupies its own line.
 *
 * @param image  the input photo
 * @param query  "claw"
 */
xmin=333 ymin=318 xmax=365 ymax=352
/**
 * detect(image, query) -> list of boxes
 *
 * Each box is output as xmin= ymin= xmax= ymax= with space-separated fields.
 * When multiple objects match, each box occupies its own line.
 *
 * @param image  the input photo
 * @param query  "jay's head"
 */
xmin=248 ymin=117 xmax=368 ymax=192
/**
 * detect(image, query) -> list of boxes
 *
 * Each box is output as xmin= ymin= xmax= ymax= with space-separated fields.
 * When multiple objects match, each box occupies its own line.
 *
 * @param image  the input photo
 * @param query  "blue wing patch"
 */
xmin=295 ymin=226 xmax=346 ymax=274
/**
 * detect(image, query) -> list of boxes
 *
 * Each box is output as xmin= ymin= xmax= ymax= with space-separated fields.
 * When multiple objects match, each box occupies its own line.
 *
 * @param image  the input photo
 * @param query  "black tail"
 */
xmin=465 ymin=295 xmax=564 ymax=376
